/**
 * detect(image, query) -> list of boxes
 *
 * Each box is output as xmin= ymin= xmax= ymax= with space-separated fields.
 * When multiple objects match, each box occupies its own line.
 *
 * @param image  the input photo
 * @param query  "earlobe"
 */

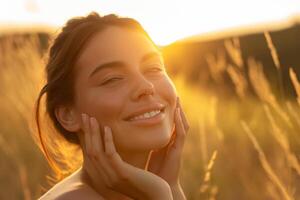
xmin=55 ymin=106 xmax=81 ymax=132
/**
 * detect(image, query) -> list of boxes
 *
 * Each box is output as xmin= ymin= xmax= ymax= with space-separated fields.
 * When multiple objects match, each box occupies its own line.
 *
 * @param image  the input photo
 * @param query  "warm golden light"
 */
xmin=0 ymin=0 xmax=299 ymax=45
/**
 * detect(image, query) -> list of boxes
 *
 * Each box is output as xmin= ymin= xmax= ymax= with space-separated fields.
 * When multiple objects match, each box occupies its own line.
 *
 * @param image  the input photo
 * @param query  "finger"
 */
xmin=104 ymin=126 xmax=128 ymax=179
xmin=147 ymin=135 xmax=174 ymax=173
xmin=84 ymin=154 xmax=111 ymax=188
xmin=89 ymin=117 xmax=98 ymax=158
xmin=172 ymin=107 xmax=186 ymax=151
xmin=148 ymin=114 xmax=178 ymax=172
xmin=82 ymin=113 xmax=92 ymax=156
xmin=89 ymin=119 xmax=118 ymax=182
xmin=177 ymin=97 xmax=190 ymax=132
xmin=104 ymin=126 xmax=117 ymax=156
xmin=81 ymin=114 xmax=113 ymax=186
xmin=90 ymin=117 xmax=104 ymax=155
xmin=169 ymin=129 xmax=177 ymax=146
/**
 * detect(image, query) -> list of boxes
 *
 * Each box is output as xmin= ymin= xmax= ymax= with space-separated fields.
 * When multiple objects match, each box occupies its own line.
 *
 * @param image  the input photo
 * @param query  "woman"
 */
xmin=36 ymin=11 xmax=189 ymax=200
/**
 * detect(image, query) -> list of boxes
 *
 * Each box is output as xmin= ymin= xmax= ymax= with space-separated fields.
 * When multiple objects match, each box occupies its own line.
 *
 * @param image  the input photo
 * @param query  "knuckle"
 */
xmin=119 ymin=173 xmax=129 ymax=181
xmin=116 ymin=169 xmax=129 ymax=181
xmin=110 ymin=177 xmax=119 ymax=187
xmin=105 ymin=151 xmax=115 ymax=159
xmin=107 ymin=176 xmax=121 ymax=189
xmin=88 ymin=152 xmax=98 ymax=160
xmin=105 ymin=180 xmax=114 ymax=189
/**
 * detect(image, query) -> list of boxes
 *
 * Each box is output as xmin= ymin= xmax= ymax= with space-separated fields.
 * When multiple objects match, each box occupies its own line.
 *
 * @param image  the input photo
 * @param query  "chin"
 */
xmin=145 ymin=126 xmax=173 ymax=151
xmin=117 ymin=114 xmax=175 ymax=152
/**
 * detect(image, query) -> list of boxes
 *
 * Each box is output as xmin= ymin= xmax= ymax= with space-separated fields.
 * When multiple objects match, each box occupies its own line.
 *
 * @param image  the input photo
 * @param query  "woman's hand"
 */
xmin=81 ymin=113 xmax=173 ymax=200
xmin=147 ymin=97 xmax=189 ymax=199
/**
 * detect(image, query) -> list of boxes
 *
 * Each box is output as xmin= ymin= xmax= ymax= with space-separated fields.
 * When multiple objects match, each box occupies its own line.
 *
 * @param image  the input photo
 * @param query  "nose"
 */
xmin=131 ymin=74 xmax=155 ymax=100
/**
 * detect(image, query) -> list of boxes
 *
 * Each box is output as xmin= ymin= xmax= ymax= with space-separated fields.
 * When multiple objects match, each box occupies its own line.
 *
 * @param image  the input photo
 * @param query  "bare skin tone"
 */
xmin=39 ymin=26 xmax=189 ymax=200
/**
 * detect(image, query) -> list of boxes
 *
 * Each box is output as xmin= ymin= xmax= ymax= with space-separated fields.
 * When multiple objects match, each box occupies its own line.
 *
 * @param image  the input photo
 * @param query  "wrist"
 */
xmin=147 ymin=180 xmax=173 ymax=200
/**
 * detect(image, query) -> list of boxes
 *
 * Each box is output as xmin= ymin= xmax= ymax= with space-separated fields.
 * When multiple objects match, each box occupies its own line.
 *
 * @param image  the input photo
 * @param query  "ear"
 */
xmin=55 ymin=105 xmax=81 ymax=132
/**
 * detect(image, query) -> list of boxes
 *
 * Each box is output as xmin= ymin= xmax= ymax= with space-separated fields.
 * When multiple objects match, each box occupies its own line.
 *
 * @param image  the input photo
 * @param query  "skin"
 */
xmin=74 ymin=26 xmax=177 ymax=162
xmin=39 ymin=26 xmax=189 ymax=200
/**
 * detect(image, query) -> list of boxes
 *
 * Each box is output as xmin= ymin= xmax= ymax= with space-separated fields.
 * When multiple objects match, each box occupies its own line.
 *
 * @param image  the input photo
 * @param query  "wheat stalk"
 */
xmin=224 ymin=38 xmax=244 ymax=69
xmin=248 ymin=57 xmax=292 ymax=127
xmin=227 ymin=64 xmax=247 ymax=99
xmin=264 ymin=32 xmax=281 ymax=70
xmin=199 ymin=150 xmax=218 ymax=194
xmin=289 ymin=68 xmax=300 ymax=106
xmin=263 ymin=105 xmax=300 ymax=177
xmin=241 ymin=121 xmax=293 ymax=200
xmin=264 ymin=31 xmax=285 ymax=101
xmin=206 ymin=50 xmax=227 ymax=82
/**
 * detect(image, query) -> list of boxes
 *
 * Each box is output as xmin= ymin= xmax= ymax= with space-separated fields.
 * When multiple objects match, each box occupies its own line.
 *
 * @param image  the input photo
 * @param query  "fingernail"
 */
xmin=90 ymin=117 xmax=95 ymax=124
xmin=104 ymin=126 xmax=112 ymax=138
xmin=82 ymin=113 xmax=86 ymax=121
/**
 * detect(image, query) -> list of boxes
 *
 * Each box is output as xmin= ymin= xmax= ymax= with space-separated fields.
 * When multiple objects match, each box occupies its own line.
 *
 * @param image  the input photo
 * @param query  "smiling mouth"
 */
xmin=127 ymin=108 xmax=165 ymax=121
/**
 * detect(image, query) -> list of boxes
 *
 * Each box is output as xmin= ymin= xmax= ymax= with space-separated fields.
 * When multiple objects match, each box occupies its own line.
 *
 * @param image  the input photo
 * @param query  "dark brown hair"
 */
xmin=34 ymin=11 xmax=155 ymax=179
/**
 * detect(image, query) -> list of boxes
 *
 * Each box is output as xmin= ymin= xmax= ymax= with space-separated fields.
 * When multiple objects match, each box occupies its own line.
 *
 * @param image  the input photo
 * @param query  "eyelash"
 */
xmin=146 ymin=65 xmax=165 ymax=73
xmin=101 ymin=77 xmax=123 ymax=85
xmin=99 ymin=65 xmax=164 ymax=86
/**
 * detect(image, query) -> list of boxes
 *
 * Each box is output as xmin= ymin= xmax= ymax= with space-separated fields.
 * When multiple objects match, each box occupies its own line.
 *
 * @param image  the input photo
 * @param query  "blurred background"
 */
xmin=0 ymin=0 xmax=300 ymax=199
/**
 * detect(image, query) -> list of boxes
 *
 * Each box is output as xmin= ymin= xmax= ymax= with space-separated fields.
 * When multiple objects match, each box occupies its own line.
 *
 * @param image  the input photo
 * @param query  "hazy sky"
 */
xmin=0 ymin=0 xmax=299 ymax=45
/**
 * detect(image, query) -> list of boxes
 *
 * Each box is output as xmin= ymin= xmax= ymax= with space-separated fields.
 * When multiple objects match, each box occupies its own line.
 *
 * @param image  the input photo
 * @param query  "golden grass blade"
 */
xmin=286 ymin=101 xmax=300 ymax=128
xmin=289 ymin=68 xmax=300 ymax=106
xmin=248 ymin=58 xmax=292 ymax=127
xmin=264 ymin=32 xmax=281 ymax=70
xmin=226 ymin=64 xmax=247 ymax=99
xmin=248 ymin=57 xmax=276 ymax=105
xmin=208 ymin=185 xmax=218 ymax=200
xmin=0 ymin=133 xmax=32 ymax=199
xmin=224 ymin=38 xmax=244 ymax=69
xmin=241 ymin=121 xmax=293 ymax=200
xmin=263 ymin=105 xmax=300 ymax=177
xmin=206 ymin=50 xmax=227 ymax=82
xmin=199 ymin=150 xmax=218 ymax=193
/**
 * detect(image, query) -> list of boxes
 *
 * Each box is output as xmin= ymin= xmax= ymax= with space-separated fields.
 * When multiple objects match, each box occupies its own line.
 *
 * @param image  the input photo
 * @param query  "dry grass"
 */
xmin=0 ymin=32 xmax=300 ymax=200
xmin=241 ymin=121 xmax=293 ymax=200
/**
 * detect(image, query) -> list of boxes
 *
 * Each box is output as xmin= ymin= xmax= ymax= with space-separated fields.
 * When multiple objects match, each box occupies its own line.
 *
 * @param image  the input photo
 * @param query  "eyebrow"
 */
xmin=89 ymin=51 xmax=163 ymax=78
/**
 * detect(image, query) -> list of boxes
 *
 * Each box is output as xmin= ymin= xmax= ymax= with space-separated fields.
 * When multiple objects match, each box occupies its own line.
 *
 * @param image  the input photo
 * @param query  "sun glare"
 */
xmin=0 ymin=0 xmax=299 ymax=45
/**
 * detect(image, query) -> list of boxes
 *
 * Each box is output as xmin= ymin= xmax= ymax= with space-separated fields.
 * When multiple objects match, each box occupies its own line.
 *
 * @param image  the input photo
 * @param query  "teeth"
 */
xmin=130 ymin=110 xmax=161 ymax=121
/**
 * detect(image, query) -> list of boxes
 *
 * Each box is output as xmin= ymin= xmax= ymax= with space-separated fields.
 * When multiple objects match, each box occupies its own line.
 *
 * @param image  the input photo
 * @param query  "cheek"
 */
xmin=84 ymin=89 xmax=127 ymax=126
xmin=156 ymin=75 xmax=177 ymax=108
xmin=155 ymin=75 xmax=177 ymax=132
xmin=95 ymin=100 xmax=119 ymax=124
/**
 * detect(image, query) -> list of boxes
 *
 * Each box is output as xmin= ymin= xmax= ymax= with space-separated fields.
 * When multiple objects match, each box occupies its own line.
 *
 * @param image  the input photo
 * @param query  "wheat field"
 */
xmin=0 ymin=33 xmax=299 ymax=200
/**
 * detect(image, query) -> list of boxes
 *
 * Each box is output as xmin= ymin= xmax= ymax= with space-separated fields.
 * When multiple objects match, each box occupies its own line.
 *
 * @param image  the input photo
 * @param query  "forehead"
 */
xmin=76 ymin=26 xmax=158 ymax=71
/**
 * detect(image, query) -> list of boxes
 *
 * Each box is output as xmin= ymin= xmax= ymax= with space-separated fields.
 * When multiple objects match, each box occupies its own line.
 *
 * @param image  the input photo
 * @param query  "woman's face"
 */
xmin=73 ymin=26 xmax=177 ymax=153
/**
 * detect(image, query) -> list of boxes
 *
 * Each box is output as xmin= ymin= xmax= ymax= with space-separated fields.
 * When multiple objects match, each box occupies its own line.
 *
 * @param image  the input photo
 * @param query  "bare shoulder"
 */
xmin=39 ymin=184 xmax=104 ymax=200
xmin=38 ymin=170 xmax=105 ymax=200
xmin=45 ymin=185 xmax=104 ymax=200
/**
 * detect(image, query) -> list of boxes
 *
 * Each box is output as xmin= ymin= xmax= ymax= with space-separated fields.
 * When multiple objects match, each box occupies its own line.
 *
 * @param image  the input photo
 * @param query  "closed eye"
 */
xmin=146 ymin=64 xmax=165 ymax=73
xmin=101 ymin=77 xmax=123 ymax=85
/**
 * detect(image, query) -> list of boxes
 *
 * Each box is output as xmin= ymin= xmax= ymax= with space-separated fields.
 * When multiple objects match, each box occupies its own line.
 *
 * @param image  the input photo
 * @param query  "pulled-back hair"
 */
xmin=34 ymin=11 xmax=154 ymax=180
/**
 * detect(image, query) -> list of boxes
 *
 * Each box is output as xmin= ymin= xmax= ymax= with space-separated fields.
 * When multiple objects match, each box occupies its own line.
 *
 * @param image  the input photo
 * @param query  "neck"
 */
xmin=119 ymin=150 xmax=151 ymax=169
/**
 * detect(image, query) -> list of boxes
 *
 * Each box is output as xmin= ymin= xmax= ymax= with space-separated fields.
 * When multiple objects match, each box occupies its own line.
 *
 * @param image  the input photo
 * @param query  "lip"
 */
xmin=123 ymin=103 xmax=165 ymax=121
xmin=126 ymin=109 xmax=165 ymax=126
